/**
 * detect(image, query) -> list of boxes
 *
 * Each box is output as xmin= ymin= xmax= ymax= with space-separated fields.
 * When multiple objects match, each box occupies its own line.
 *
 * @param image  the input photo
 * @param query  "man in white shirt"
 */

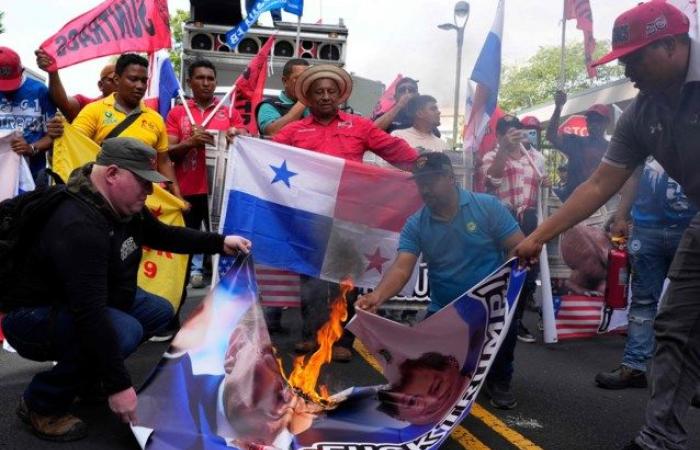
xmin=391 ymin=95 xmax=449 ymax=154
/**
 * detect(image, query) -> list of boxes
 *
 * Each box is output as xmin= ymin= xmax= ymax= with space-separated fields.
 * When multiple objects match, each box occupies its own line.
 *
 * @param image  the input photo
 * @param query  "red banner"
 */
xmin=558 ymin=115 xmax=589 ymax=137
xmin=234 ymin=36 xmax=275 ymax=135
xmin=565 ymin=0 xmax=597 ymax=78
xmin=371 ymin=74 xmax=403 ymax=118
xmin=40 ymin=0 xmax=171 ymax=71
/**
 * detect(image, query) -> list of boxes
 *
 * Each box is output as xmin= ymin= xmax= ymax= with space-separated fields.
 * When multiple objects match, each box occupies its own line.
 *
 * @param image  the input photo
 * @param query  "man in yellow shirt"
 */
xmin=72 ymin=53 xmax=182 ymax=200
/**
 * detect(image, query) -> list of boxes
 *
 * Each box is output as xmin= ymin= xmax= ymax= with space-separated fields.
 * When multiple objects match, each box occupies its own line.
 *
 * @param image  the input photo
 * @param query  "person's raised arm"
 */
xmin=35 ymin=49 xmax=82 ymax=121
xmin=260 ymin=101 xmax=307 ymax=137
xmin=373 ymin=91 xmax=416 ymax=131
xmin=356 ymin=252 xmax=418 ymax=313
xmin=546 ymin=90 xmax=567 ymax=150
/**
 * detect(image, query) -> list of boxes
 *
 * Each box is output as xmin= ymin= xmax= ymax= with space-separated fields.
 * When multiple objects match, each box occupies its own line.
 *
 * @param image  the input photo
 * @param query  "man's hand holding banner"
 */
xmin=133 ymin=256 xmax=526 ymax=450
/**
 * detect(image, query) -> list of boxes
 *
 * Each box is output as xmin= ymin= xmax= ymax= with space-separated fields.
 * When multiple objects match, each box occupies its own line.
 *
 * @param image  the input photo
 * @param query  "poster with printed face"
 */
xmin=132 ymin=256 xmax=525 ymax=450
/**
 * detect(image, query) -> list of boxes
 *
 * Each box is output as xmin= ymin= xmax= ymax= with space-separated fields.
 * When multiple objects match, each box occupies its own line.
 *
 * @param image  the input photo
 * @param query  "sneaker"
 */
xmin=190 ymin=272 xmax=206 ymax=289
xmin=594 ymin=365 xmax=647 ymax=390
xmin=517 ymin=321 xmax=536 ymax=343
xmin=17 ymin=397 xmax=88 ymax=442
xmin=484 ymin=382 xmax=517 ymax=410
xmin=149 ymin=331 xmax=175 ymax=342
xmin=294 ymin=340 xmax=318 ymax=353
xmin=332 ymin=346 xmax=353 ymax=362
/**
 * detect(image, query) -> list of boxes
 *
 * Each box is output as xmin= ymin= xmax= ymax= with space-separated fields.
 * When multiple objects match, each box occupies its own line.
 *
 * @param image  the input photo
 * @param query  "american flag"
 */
xmin=255 ymin=265 xmax=301 ymax=307
xmin=555 ymin=295 xmax=604 ymax=340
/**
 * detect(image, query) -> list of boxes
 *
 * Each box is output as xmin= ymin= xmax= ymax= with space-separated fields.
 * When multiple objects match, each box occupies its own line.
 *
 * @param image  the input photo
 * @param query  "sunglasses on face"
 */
xmin=397 ymin=86 xmax=417 ymax=94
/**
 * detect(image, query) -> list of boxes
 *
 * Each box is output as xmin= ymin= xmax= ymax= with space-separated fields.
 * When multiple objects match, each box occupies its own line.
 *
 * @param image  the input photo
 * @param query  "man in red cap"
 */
xmin=513 ymin=2 xmax=700 ymax=449
xmin=546 ymin=93 xmax=611 ymax=202
xmin=0 ymin=46 xmax=57 ymax=183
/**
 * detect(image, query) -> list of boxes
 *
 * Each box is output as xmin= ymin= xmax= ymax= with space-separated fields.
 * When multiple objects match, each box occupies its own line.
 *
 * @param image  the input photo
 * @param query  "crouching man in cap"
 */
xmin=1 ymin=137 xmax=251 ymax=442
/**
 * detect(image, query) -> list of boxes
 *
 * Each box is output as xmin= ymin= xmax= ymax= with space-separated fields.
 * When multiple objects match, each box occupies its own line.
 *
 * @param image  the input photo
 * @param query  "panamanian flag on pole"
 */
xmin=463 ymin=0 xmax=504 ymax=153
xmin=145 ymin=50 xmax=180 ymax=119
xmin=218 ymin=137 xmax=422 ymax=291
xmin=0 ymin=133 xmax=35 ymax=202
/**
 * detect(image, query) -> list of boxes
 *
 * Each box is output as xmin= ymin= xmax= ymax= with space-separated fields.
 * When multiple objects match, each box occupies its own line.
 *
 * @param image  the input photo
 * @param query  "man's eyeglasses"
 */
xmin=100 ymin=75 xmax=117 ymax=84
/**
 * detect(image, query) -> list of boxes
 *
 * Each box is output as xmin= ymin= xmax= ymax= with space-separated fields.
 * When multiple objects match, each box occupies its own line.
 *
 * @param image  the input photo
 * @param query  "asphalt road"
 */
xmin=2 ymin=290 xmax=700 ymax=450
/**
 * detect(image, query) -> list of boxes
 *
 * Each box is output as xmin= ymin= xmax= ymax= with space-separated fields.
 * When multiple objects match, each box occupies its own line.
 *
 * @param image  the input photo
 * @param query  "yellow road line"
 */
xmin=451 ymin=425 xmax=491 ymax=450
xmin=353 ymin=340 xmax=543 ymax=450
xmin=470 ymin=404 xmax=543 ymax=450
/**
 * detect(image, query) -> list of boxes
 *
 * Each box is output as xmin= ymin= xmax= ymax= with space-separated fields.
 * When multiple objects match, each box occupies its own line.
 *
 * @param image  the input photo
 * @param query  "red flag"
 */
xmin=371 ymin=74 xmax=403 ymax=118
xmin=565 ymin=0 xmax=597 ymax=78
xmin=234 ymin=36 xmax=276 ymax=135
xmin=40 ymin=0 xmax=171 ymax=71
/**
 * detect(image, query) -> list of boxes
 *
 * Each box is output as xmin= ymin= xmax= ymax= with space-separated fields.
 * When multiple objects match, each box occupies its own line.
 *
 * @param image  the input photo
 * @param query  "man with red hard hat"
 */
xmin=513 ymin=2 xmax=700 ymax=448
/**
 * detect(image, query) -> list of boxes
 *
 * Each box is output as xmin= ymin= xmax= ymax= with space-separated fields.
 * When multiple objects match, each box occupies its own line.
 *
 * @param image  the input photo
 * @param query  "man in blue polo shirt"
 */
xmin=357 ymin=152 xmax=524 ymax=409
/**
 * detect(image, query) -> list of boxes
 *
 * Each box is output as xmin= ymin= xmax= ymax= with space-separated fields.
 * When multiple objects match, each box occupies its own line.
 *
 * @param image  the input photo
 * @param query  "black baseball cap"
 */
xmin=96 ymin=137 xmax=170 ymax=183
xmin=410 ymin=152 xmax=454 ymax=180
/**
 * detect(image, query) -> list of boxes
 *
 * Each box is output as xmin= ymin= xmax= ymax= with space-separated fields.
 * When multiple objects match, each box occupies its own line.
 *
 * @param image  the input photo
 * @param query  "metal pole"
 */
xmin=558 ymin=0 xmax=567 ymax=89
xmin=295 ymin=15 xmax=302 ymax=56
xmin=452 ymin=28 xmax=464 ymax=150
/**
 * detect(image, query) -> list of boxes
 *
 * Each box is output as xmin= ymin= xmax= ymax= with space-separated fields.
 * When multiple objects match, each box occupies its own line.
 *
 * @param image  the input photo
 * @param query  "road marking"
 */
xmin=451 ymin=425 xmax=491 ymax=450
xmin=353 ymin=340 xmax=543 ymax=450
xmin=470 ymin=404 xmax=543 ymax=450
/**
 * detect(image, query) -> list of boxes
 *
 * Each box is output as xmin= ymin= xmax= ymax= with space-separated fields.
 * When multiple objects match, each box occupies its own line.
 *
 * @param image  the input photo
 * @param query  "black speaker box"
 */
xmin=190 ymin=0 xmax=243 ymax=27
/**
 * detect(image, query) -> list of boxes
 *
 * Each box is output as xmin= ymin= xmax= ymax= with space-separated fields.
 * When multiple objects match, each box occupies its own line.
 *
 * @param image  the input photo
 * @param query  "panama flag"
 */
xmin=218 ymin=137 xmax=423 ymax=291
xmin=463 ymin=0 xmax=504 ymax=153
xmin=145 ymin=50 xmax=180 ymax=119
xmin=0 ymin=133 xmax=35 ymax=202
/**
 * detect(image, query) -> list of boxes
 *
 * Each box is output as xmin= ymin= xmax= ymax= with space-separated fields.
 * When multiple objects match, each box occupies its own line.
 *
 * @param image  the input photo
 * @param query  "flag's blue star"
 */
xmin=269 ymin=160 xmax=297 ymax=188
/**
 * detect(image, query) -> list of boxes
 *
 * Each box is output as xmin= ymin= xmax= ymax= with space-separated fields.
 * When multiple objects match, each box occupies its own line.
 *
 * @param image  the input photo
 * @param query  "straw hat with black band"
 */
xmin=294 ymin=64 xmax=353 ymax=107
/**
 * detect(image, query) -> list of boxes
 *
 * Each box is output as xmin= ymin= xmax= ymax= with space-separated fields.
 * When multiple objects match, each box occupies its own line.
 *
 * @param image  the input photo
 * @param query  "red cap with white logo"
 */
xmin=0 ymin=47 xmax=22 ymax=92
xmin=592 ymin=1 xmax=689 ymax=67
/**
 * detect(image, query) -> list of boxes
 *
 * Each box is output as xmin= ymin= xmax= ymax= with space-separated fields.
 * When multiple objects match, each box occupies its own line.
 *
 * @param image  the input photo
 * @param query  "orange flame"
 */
xmin=285 ymin=277 xmax=353 ymax=404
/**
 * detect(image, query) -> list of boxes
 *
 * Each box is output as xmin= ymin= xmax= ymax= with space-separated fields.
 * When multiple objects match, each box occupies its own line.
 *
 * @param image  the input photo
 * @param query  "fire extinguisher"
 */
xmin=599 ymin=236 xmax=630 ymax=332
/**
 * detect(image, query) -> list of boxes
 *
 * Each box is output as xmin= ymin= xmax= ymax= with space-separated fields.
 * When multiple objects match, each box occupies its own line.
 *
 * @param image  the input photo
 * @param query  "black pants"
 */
xmin=175 ymin=194 xmax=211 ymax=322
xmin=299 ymin=275 xmax=358 ymax=349
xmin=487 ymin=207 xmax=539 ymax=387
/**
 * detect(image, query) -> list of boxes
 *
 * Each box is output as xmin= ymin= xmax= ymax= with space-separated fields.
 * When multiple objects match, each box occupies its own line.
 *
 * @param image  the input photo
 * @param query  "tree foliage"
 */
xmin=169 ymin=9 xmax=189 ymax=78
xmin=499 ymin=41 xmax=625 ymax=113
xmin=0 ymin=12 xmax=5 ymax=34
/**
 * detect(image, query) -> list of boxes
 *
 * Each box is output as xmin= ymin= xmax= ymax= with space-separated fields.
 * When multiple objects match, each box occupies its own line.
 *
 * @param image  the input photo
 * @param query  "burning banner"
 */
xmin=132 ymin=256 xmax=526 ymax=449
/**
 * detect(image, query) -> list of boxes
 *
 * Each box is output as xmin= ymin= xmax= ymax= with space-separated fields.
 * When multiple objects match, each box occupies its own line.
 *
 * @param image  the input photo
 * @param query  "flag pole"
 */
xmin=177 ymin=89 xmax=196 ymax=126
xmin=559 ymin=0 xmax=568 ymax=90
xmin=202 ymin=85 xmax=236 ymax=128
xmin=295 ymin=15 xmax=302 ymax=57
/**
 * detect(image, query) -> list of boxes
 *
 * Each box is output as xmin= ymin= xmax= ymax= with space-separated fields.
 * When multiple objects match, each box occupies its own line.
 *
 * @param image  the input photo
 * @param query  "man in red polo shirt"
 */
xmin=273 ymin=65 xmax=418 ymax=169
xmin=273 ymin=65 xmax=419 ymax=361
xmin=164 ymin=58 xmax=247 ymax=328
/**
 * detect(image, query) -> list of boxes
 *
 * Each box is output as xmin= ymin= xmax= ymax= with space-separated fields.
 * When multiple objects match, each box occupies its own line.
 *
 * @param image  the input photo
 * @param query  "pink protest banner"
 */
xmin=40 ymin=0 xmax=171 ymax=71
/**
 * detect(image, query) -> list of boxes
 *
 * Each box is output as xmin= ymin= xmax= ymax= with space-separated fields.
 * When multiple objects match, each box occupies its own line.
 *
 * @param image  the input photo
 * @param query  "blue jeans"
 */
xmin=622 ymin=225 xmax=685 ymax=371
xmin=2 ymin=288 xmax=173 ymax=415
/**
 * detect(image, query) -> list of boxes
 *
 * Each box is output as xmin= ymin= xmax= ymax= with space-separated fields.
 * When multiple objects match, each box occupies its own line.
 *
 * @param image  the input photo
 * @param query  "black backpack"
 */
xmin=0 ymin=186 xmax=70 ymax=308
